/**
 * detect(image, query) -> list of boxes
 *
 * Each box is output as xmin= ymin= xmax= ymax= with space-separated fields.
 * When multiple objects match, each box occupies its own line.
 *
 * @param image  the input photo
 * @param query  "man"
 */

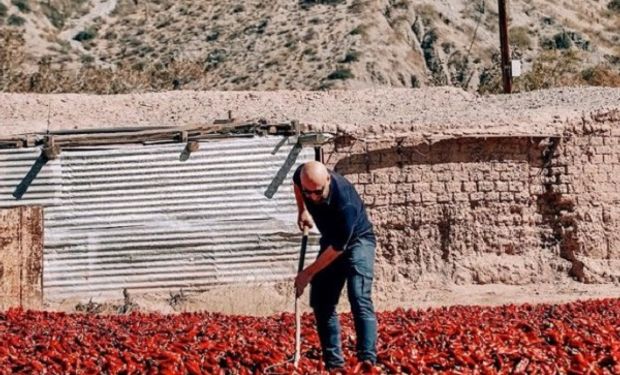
xmin=293 ymin=160 xmax=377 ymax=371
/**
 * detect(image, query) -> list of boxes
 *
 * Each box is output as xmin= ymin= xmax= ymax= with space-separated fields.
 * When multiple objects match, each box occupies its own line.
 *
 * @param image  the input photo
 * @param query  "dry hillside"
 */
xmin=0 ymin=0 xmax=619 ymax=93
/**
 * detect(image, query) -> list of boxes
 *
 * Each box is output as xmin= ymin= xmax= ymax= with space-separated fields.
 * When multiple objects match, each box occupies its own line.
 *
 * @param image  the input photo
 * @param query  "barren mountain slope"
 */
xmin=0 ymin=0 xmax=618 ymax=92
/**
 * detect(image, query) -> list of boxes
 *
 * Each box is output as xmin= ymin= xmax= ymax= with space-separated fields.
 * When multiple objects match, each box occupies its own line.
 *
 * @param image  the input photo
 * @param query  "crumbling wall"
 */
xmin=322 ymin=110 xmax=620 ymax=286
xmin=553 ymin=110 xmax=620 ymax=283
xmin=0 ymin=206 xmax=43 ymax=310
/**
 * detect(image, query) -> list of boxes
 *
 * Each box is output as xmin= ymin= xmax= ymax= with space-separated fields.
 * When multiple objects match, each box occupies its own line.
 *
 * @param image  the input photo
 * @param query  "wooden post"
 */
xmin=498 ymin=0 xmax=512 ymax=94
xmin=43 ymin=136 xmax=60 ymax=160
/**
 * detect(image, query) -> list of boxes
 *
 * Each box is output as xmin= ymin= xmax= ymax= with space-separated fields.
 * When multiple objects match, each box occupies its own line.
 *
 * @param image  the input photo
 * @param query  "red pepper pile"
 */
xmin=0 ymin=298 xmax=618 ymax=374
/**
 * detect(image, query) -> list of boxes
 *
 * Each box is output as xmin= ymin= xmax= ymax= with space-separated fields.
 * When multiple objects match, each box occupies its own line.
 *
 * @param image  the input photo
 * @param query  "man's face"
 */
xmin=302 ymin=175 xmax=330 ymax=204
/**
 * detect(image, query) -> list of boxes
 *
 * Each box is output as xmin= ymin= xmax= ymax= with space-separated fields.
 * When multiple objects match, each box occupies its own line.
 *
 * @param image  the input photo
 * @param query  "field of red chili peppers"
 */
xmin=0 ymin=298 xmax=619 ymax=374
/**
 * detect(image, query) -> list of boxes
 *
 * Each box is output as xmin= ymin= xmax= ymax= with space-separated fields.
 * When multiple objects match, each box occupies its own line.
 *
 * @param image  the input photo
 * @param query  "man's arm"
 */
xmin=295 ymin=245 xmax=342 ymax=297
xmin=294 ymin=205 xmax=358 ymax=296
xmin=305 ymin=246 xmax=341 ymax=276
xmin=294 ymin=183 xmax=314 ymax=230
xmin=294 ymin=183 xmax=305 ymax=213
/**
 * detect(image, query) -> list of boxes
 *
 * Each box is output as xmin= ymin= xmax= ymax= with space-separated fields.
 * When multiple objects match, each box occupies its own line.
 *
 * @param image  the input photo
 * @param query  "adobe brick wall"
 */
xmin=322 ymin=110 xmax=620 ymax=286
xmin=554 ymin=110 xmax=620 ymax=283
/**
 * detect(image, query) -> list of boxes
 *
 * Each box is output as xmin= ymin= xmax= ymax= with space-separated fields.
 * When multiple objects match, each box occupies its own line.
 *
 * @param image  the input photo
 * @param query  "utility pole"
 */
xmin=498 ymin=0 xmax=512 ymax=94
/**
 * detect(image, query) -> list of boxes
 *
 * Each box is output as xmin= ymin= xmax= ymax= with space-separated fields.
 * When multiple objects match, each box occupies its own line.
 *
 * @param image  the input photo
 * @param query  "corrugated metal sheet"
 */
xmin=0 ymin=148 xmax=62 ymax=207
xmin=0 ymin=137 xmax=317 ymax=299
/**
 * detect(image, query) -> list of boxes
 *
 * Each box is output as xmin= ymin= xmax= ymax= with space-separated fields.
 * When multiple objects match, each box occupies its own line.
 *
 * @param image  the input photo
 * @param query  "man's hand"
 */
xmin=294 ymin=269 xmax=313 ymax=298
xmin=294 ymin=247 xmax=342 ymax=298
xmin=297 ymin=210 xmax=314 ymax=231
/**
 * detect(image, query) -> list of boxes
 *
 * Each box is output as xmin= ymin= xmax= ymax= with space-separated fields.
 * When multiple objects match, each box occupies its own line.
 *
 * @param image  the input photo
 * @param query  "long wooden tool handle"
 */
xmin=297 ymin=226 xmax=309 ymax=273
xmin=294 ymin=226 xmax=309 ymax=368
xmin=294 ymin=299 xmax=301 ymax=367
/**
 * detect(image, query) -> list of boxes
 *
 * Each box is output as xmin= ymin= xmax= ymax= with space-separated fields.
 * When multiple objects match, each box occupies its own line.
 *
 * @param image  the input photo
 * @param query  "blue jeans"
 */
xmin=309 ymin=235 xmax=377 ymax=369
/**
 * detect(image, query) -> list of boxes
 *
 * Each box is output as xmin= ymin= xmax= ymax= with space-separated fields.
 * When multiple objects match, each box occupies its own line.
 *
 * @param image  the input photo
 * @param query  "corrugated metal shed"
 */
xmin=0 ymin=136 xmax=317 ymax=300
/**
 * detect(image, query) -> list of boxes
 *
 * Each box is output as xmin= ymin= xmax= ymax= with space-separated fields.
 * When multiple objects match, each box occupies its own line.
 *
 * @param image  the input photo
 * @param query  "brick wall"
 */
xmin=322 ymin=110 xmax=620 ymax=286
xmin=551 ymin=111 xmax=620 ymax=283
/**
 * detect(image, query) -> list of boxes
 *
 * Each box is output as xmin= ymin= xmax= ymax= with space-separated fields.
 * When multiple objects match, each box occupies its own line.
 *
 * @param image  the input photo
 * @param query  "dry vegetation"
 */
xmin=0 ymin=0 xmax=618 ymax=94
xmin=479 ymin=50 xmax=620 ymax=94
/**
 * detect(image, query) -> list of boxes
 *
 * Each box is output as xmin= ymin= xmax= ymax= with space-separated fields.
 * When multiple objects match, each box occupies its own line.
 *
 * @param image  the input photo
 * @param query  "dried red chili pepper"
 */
xmin=0 ymin=299 xmax=618 ymax=373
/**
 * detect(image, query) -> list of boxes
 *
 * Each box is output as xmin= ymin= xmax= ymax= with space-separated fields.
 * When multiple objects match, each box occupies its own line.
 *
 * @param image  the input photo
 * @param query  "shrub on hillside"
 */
xmin=509 ymin=26 xmax=532 ymax=49
xmin=301 ymin=0 xmax=345 ymax=6
xmin=7 ymin=14 xmax=25 ymax=26
xmin=516 ymin=50 xmax=582 ymax=90
xmin=553 ymin=32 xmax=572 ymax=50
xmin=327 ymin=68 xmax=354 ymax=80
xmin=349 ymin=25 xmax=367 ymax=36
xmin=581 ymin=65 xmax=620 ymax=86
xmin=340 ymin=50 xmax=360 ymax=63
xmin=11 ymin=0 xmax=30 ymax=13
xmin=514 ymin=50 xmax=620 ymax=91
xmin=0 ymin=3 xmax=8 ymax=18
xmin=41 ymin=3 xmax=65 ymax=29
xmin=80 ymin=54 xmax=95 ymax=65
xmin=477 ymin=50 xmax=620 ymax=94
xmin=73 ymin=28 xmax=96 ymax=42
xmin=0 ymin=28 xmax=26 ymax=89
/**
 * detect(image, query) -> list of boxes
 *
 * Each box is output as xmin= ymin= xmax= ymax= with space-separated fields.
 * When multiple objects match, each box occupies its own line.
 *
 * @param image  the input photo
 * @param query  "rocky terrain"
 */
xmin=0 ymin=0 xmax=618 ymax=93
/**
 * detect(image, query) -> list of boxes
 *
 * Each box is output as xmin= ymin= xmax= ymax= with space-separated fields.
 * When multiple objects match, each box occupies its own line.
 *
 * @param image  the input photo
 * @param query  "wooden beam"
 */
xmin=0 ymin=120 xmax=297 ymax=149
xmin=43 ymin=136 xmax=60 ymax=160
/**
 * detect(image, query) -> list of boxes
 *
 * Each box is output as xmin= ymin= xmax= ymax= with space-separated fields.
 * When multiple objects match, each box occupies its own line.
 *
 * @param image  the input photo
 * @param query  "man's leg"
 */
xmin=346 ymin=237 xmax=378 ymax=363
xmin=310 ymin=258 xmax=347 ymax=369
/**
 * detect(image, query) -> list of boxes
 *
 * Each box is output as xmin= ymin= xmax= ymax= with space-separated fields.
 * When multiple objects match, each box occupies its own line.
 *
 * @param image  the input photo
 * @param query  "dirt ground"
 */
xmin=47 ymin=281 xmax=620 ymax=316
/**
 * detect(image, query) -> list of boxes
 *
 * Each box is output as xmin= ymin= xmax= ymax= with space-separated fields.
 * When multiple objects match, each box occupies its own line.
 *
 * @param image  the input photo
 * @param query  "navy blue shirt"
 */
xmin=293 ymin=164 xmax=374 ymax=252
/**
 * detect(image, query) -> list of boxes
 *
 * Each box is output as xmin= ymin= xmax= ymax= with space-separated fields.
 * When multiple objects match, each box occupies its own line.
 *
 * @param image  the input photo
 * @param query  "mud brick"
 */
xmin=470 ymin=192 xmax=484 ymax=201
xmin=431 ymin=183 xmax=445 ymax=193
xmin=373 ymin=173 xmax=390 ymax=184
xmin=358 ymin=174 xmax=372 ymax=184
xmin=485 ymin=192 xmax=500 ymax=201
xmin=478 ymin=181 xmax=494 ymax=192
xmin=495 ymin=181 xmax=509 ymax=192
xmin=406 ymin=193 xmax=422 ymax=203
xmin=453 ymin=193 xmax=469 ymax=202
xmin=396 ymin=183 xmax=413 ymax=193
xmin=500 ymin=192 xmax=514 ymax=202
xmin=446 ymin=182 xmax=462 ymax=193
xmin=437 ymin=194 xmax=452 ymax=203
xmin=421 ymin=192 xmax=437 ymax=202
xmin=413 ymin=182 xmax=431 ymax=193
xmin=462 ymin=182 xmax=477 ymax=192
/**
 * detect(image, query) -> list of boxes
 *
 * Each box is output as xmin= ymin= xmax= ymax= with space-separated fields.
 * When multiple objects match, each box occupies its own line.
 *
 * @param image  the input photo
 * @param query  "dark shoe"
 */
xmin=359 ymin=360 xmax=379 ymax=374
xmin=327 ymin=367 xmax=346 ymax=375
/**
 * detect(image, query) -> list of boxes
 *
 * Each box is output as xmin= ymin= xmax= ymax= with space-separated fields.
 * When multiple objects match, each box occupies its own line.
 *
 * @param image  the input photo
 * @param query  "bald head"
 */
xmin=301 ymin=161 xmax=329 ymax=185
xmin=300 ymin=161 xmax=331 ymax=203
